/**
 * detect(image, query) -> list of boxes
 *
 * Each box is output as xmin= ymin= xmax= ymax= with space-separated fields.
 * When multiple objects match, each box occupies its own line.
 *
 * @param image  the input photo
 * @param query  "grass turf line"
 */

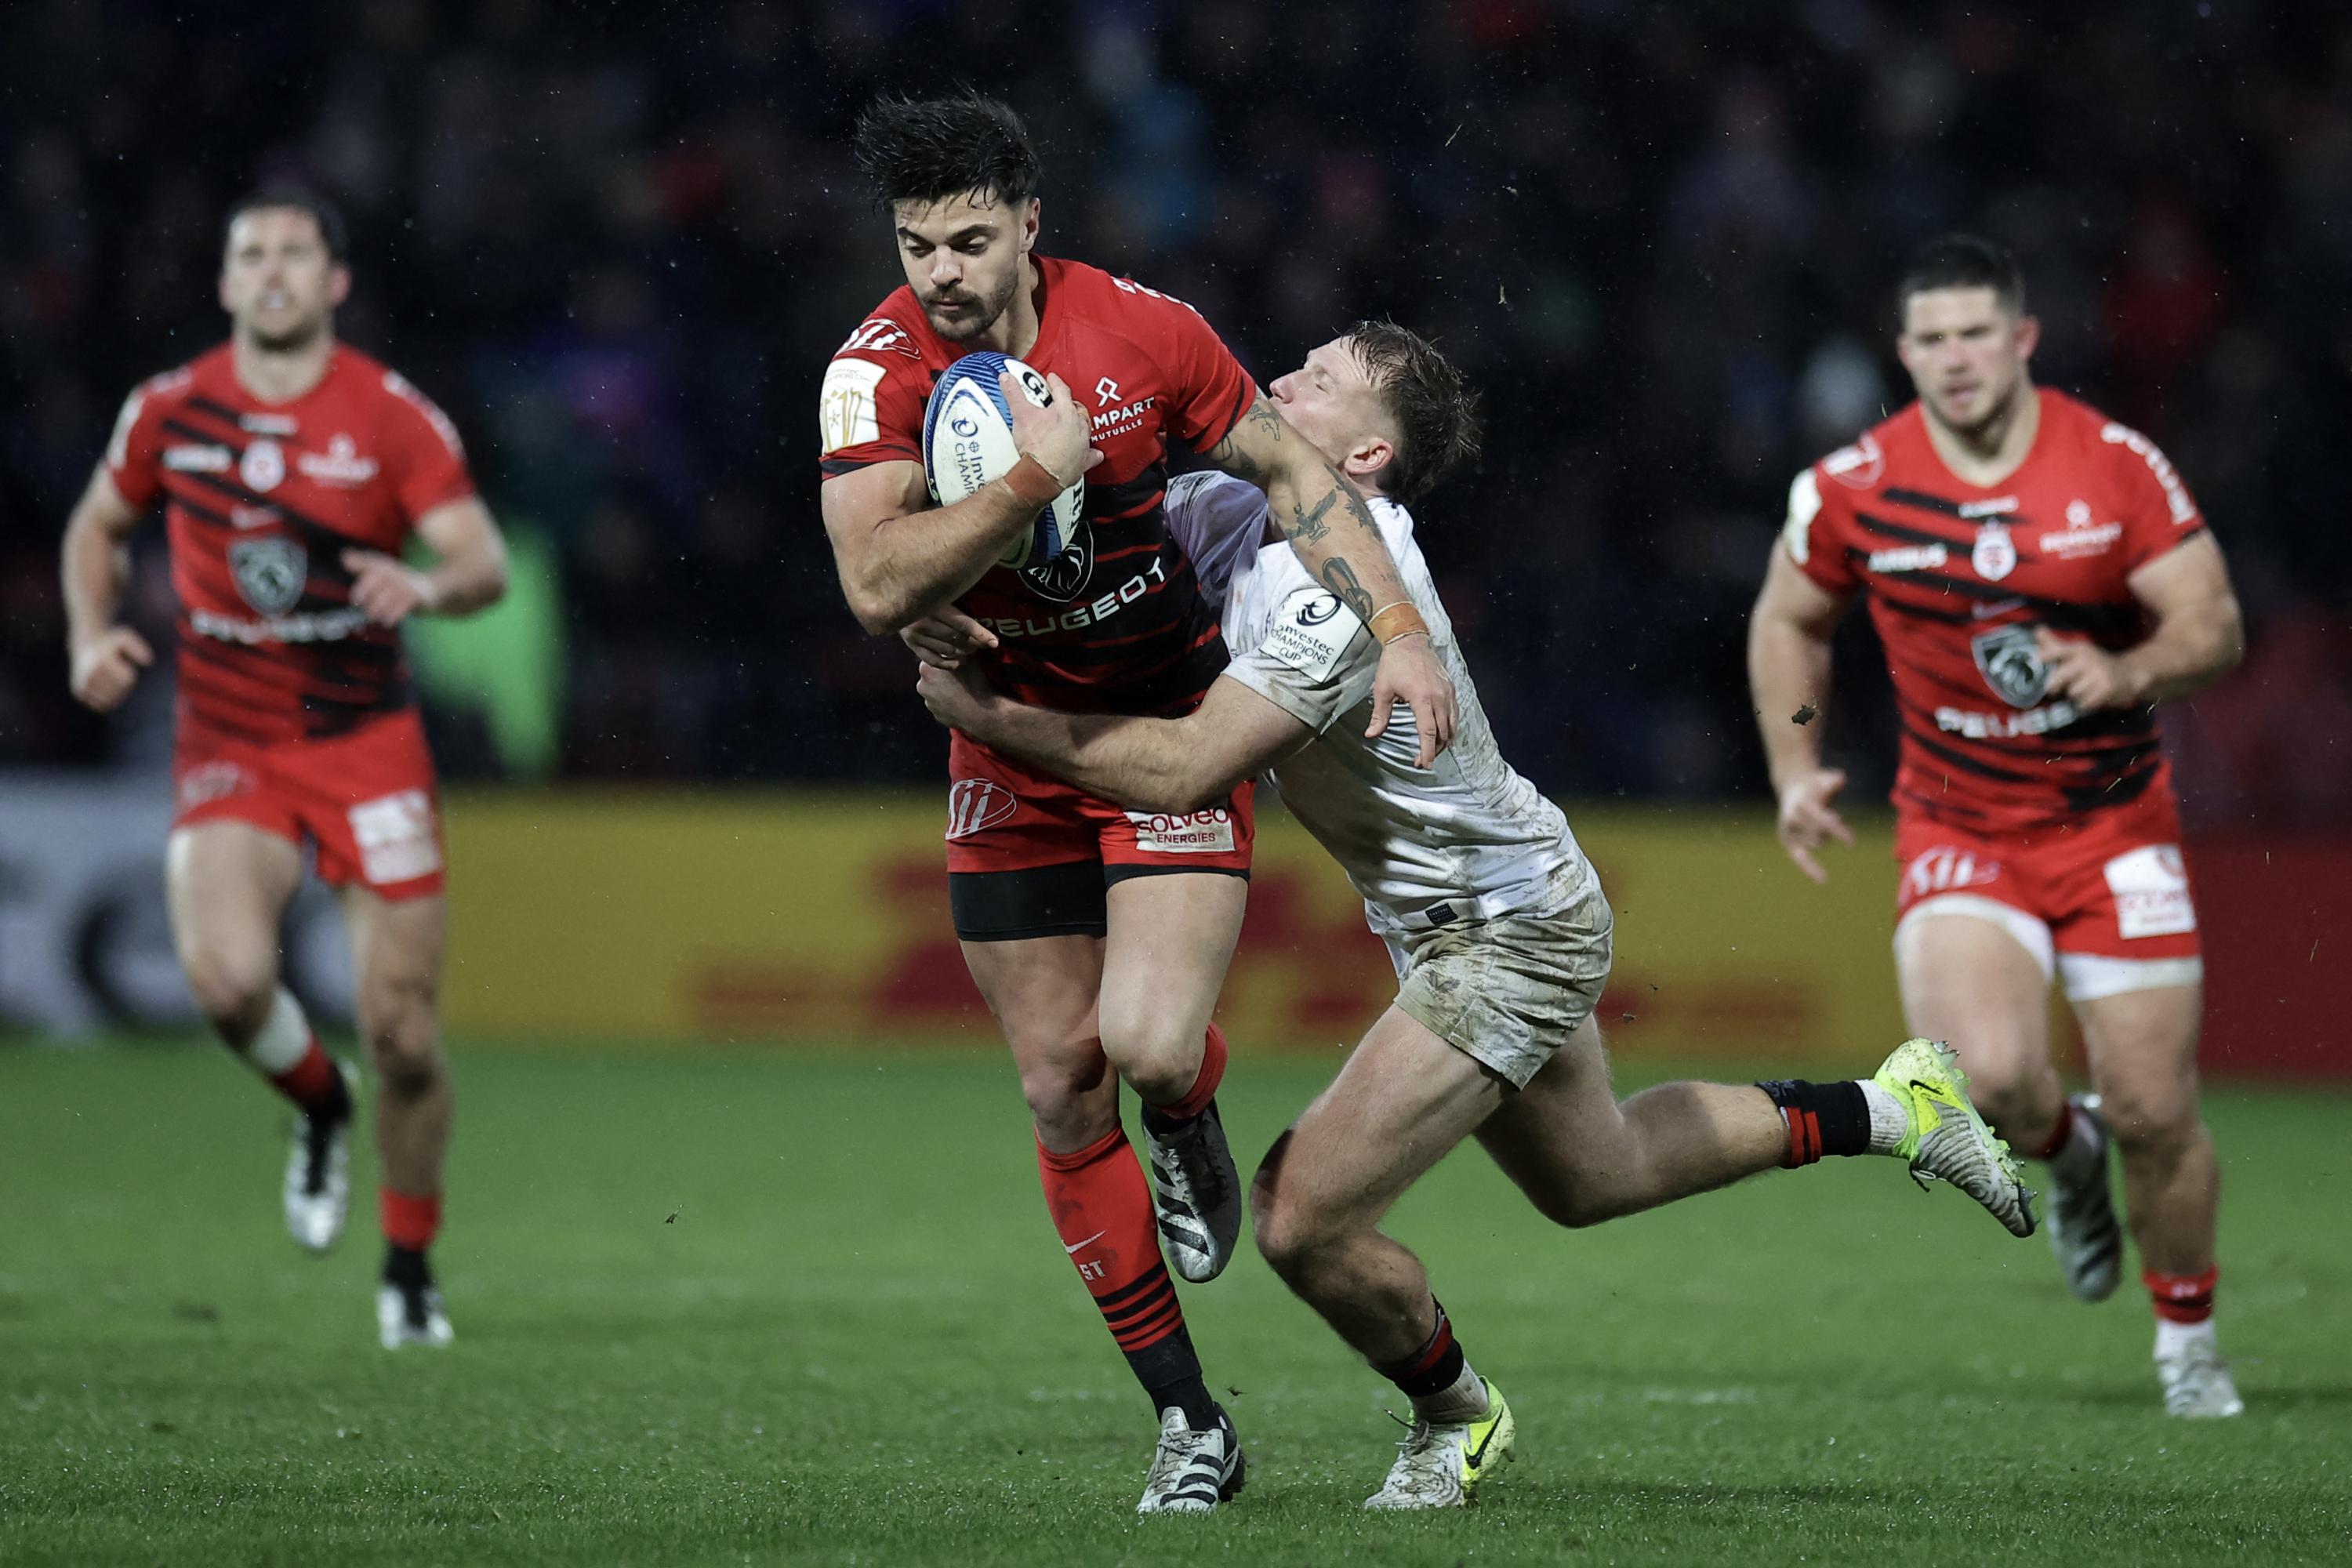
xmin=2 ymin=1041 xmax=2347 ymax=1566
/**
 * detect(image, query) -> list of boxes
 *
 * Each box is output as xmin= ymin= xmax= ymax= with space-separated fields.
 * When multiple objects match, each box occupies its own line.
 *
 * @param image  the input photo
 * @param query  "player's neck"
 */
xmin=973 ymin=257 xmax=1044 ymax=358
xmin=1922 ymin=381 xmax=2041 ymax=488
xmin=231 ymin=328 xmax=336 ymax=405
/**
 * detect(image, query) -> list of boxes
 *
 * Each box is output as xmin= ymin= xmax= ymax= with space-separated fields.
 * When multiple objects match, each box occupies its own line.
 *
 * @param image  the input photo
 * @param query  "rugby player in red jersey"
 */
xmin=1748 ymin=235 xmax=2248 ymax=1417
xmin=60 ymin=190 xmax=509 ymax=1349
xmin=817 ymin=93 xmax=1457 ymax=1512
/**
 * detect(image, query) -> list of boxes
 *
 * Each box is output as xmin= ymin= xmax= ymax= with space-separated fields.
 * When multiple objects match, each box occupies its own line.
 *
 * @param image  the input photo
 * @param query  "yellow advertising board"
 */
xmin=441 ymin=791 xmax=1908 ymax=1065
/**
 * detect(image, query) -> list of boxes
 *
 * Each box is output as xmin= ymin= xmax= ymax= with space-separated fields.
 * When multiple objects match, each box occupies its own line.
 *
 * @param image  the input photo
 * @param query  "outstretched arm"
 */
xmin=1203 ymin=395 xmax=1457 ymax=765
xmin=916 ymin=662 xmax=1311 ymax=815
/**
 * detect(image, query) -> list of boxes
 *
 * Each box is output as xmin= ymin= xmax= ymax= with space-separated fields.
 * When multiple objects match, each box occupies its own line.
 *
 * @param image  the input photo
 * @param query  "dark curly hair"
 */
xmin=852 ymin=91 xmax=1041 ymax=212
xmin=1345 ymin=320 xmax=1483 ymax=504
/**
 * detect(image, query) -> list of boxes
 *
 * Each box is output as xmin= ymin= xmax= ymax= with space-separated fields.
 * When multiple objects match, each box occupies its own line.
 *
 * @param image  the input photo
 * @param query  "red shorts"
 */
xmin=945 ymin=731 xmax=1254 ymax=941
xmin=1893 ymin=792 xmax=2201 ymax=1000
xmin=173 ymin=709 xmax=445 ymax=901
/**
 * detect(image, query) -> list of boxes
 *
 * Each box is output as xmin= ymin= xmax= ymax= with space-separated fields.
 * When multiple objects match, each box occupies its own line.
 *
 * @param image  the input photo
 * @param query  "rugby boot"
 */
xmin=283 ymin=1061 xmax=357 ymax=1253
xmin=2045 ymin=1094 xmax=2124 ymax=1301
xmin=1365 ymin=1378 xmax=1515 ymax=1509
xmin=1141 ymin=1099 xmax=1243 ymax=1283
xmin=1135 ymin=1403 xmax=1246 ymax=1514
xmin=2158 ymin=1333 xmax=2245 ymax=1419
xmin=1874 ymin=1038 xmax=2037 ymax=1238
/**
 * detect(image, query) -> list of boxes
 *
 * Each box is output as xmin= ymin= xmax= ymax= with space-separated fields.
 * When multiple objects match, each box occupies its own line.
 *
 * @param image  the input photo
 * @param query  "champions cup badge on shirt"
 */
xmin=229 ymin=535 xmax=308 ymax=617
xmin=1970 ymin=519 xmax=2017 ymax=582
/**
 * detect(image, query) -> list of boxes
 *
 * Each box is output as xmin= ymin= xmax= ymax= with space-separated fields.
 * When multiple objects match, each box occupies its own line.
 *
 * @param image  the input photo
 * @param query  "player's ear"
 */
xmin=1346 ymin=434 xmax=1394 ymax=488
xmin=1019 ymin=198 xmax=1040 ymax=253
xmin=2013 ymin=312 xmax=2040 ymax=362
xmin=328 ymin=263 xmax=353 ymax=310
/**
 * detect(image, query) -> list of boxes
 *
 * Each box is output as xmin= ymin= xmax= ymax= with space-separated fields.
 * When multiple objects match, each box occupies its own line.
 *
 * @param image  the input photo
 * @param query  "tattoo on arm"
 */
xmin=1205 ymin=395 xmax=1284 ymax=487
xmin=1283 ymin=488 xmax=1340 ymax=546
xmin=1318 ymin=556 xmax=1374 ymax=620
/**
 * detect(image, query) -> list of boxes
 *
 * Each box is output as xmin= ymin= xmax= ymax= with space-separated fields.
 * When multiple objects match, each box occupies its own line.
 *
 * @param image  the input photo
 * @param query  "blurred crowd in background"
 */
xmin=3 ymin=0 xmax=2346 ymax=825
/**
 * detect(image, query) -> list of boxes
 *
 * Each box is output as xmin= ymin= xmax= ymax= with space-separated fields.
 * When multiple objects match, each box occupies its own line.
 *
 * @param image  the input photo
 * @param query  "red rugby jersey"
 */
xmin=1783 ymin=389 xmax=2208 ymax=833
xmin=818 ymin=255 xmax=1258 ymax=717
xmin=105 ymin=342 xmax=477 ymax=747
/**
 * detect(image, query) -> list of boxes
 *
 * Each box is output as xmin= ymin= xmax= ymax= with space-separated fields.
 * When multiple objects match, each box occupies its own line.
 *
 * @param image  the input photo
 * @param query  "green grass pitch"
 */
xmin=3 ymin=1040 xmax=2347 ymax=1566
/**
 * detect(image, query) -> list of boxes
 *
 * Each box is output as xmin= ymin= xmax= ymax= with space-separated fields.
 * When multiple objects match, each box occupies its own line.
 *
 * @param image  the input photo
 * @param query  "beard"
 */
xmin=924 ymin=269 xmax=1019 ymax=344
xmin=1936 ymin=373 xmax=2020 ymax=441
xmin=244 ymin=310 xmax=329 ymax=354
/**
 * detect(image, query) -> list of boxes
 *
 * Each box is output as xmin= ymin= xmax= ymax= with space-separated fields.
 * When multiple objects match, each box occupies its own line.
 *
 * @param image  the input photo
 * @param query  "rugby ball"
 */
xmin=922 ymin=352 xmax=1084 ymax=568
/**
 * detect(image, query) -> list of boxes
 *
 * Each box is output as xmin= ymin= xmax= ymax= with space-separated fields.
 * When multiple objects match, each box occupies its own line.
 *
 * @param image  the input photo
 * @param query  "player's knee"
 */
xmin=1250 ymin=1188 xmax=1350 ymax=1284
xmin=2096 ymin=1078 xmax=2200 ymax=1153
xmin=183 ymin=948 xmax=275 ymax=1033
xmin=1530 ymin=1181 xmax=1619 ymax=1231
xmin=1017 ymin=1038 xmax=1113 ymax=1131
xmin=1250 ymin=1197 xmax=1324 ymax=1282
xmin=1096 ymin=1005 xmax=1197 ymax=1097
xmin=359 ymin=977 xmax=439 ymax=1096
xmin=1959 ymin=1059 xmax=2047 ymax=1131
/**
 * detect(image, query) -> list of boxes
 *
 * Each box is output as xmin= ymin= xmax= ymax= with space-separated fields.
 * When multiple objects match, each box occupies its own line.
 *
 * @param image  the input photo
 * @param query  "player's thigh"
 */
xmin=1473 ymin=1011 xmax=1625 ymax=1204
xmin=960 ymin=931 xmax=1113 ymax=1142
xmin=338 ymin=886 xmax=447 ymax=1073
xmin=1894 ymin=907 xmax=2053 ymax=1092
xmin=2074 ymin=982 xmax=2204 ymax=1143
xmin=1257 ymin=1004 xmax=1505 ymax=1254
xmin=165 ymin=821 xmax=305 ymax=1008
xmin=1097 ymin=870 xmax=1247 ymax=1061
xmin=339 ymin=885 xmax=446 ymax=1006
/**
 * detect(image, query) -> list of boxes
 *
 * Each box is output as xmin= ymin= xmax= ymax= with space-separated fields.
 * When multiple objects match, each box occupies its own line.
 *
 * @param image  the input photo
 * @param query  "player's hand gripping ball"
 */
xmin=923 ymin=352 xmax=1085 ymax=568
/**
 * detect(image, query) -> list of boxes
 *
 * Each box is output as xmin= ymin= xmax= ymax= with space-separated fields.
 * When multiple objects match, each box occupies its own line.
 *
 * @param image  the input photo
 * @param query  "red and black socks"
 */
xmin=382 ymin=1190 xmax=442 ymax=1286
xmin=242 ymin=987 xmax=350 ymax=1123
xmin=1758 ymin=1080 xmax=1878 ymax=1167
xmin=1139 ymin=1022 xmax=1229 ymax=1135
xmin=1037 ymin=1125 xmax=1216 ymax=1428
xmin=1376 ymin=1299 xmax=1486 ymax=1424
xmin=2149 ymin=1265 xmax=2220 ymax=1357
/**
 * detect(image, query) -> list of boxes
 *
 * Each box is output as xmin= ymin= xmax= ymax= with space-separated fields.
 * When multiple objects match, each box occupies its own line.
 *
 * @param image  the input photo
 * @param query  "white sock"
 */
xmin=245 ymin=986 xmax=312 ymax=1075
xmin=2046 ymin=1104 xmax=2104 ymax=1186
xmin=2154 ymin=1316 xmax=2218 ymax=1362
xmin=1856 ymin=1079 xmax=1911 ymax=1155
xmin=1410 ymin=1360 xmax=1488 ymax=1426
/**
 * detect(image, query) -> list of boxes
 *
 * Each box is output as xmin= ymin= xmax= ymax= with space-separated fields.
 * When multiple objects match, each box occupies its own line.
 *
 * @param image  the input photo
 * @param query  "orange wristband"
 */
xmin=1368 ymin=601 xmax=1428 ymax=645
xmin=1001 ymin=454 xmax=1066 ymax=508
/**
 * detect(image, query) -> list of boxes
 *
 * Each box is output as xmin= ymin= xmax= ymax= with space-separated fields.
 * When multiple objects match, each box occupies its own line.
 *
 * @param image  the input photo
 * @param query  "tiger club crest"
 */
xmin=229 ymin=535 xmax=307 ymax=616
xmin=1971 ymin=622 xmax=2049 ymax=708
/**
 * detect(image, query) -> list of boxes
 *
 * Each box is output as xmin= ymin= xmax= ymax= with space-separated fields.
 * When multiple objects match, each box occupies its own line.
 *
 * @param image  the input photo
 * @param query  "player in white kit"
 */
xmin=912 ymin=321 xmax=2034 ymax=1508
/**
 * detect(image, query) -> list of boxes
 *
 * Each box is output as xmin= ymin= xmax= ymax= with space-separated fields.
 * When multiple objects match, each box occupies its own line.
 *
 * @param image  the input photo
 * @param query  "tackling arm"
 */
xmin=59 ymin=465 xmax=153 ymax=713
xmin=917 ymin=663 xmax=1312 ymax=815
xmin=1203 ymin=394 xmax=1457 ymax=762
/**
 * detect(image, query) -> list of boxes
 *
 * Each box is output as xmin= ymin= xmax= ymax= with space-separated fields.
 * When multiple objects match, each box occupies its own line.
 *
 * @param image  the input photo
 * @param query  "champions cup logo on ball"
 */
xmin=923 ymin=351 xmax=1089 ymax=590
